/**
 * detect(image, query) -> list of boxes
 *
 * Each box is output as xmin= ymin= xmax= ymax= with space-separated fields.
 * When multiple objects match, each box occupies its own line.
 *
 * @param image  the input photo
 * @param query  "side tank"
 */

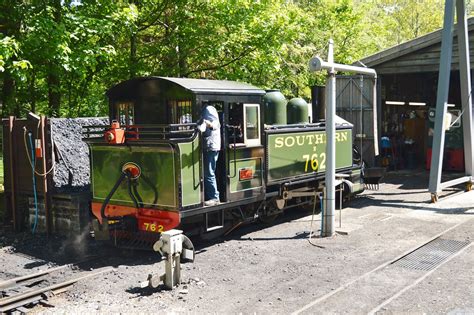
xmin=263 ymin=90 xmax=287 ymax=125
xmin=287 ymin=97 xmax=309 ymax=124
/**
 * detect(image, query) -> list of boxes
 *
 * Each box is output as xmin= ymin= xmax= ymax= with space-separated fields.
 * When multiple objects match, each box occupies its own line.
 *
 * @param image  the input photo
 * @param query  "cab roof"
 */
xmin=107 ymin=76 xmax=265 ymax=97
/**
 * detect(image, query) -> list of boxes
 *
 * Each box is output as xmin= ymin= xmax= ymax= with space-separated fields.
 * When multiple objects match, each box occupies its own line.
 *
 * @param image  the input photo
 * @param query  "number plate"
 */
xmin=139 ymin=221 xmax=164 ymax=233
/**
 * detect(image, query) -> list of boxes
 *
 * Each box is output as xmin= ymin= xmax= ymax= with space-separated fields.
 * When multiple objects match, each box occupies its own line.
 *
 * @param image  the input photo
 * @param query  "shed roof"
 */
xmin=359 ymin=17 xmax=474 ymax=74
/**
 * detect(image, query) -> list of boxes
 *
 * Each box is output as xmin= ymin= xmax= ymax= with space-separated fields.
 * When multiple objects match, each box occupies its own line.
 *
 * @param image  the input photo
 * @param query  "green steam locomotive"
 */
xmin=84 ymin=77 xmax=364 ymax=244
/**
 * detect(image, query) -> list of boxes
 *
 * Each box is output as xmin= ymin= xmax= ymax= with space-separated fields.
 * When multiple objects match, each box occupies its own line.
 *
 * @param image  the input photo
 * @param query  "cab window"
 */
xmin=116 ymin=102 xmax=134 ymax=126
xmin=243 ymin=103 xmax=261 ymax=147
xmin=169 ymin=100 xmax=192 ymax=124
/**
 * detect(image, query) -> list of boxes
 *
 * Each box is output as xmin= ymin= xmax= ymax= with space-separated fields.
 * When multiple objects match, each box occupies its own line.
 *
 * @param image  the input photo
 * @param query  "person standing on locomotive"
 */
xmin=198 ymin=103 xmax=221 ymax=206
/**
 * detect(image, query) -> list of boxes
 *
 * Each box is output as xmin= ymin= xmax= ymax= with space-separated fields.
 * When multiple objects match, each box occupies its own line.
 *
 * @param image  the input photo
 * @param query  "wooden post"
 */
xmin=40 ymin=116 xmax=51 ymax=235
xmin=7 ymin=116 xmax=17 ymax=230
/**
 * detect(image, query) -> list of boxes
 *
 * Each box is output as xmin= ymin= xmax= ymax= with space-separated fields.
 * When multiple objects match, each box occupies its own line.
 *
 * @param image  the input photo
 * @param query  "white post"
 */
xmin=323 ymin=40 xmax=336 ymax=237
xmin=309 ymin=41 xmax=377 ymax=237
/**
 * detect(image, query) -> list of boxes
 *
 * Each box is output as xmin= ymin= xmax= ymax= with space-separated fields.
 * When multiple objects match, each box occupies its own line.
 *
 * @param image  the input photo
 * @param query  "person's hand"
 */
xmin=198 ymin=122 xmax=207 ymax=133
xmin=204 ymin=119 xmax=212 ymax=128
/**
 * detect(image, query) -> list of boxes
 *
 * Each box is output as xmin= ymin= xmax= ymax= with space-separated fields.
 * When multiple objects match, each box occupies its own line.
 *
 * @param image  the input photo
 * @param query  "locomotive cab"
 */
xmin=84 ymin=77 xmax=268 ymax=240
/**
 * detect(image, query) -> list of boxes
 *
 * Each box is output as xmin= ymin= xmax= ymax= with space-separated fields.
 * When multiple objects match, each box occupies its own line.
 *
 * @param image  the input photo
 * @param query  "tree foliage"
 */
xmin=0 ymin=0 xmax=461 ymax=118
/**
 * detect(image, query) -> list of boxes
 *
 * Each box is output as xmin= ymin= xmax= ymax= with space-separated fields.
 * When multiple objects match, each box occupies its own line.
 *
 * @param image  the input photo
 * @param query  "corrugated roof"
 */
xmin=359 ymin=17 xmax=474 ymax=67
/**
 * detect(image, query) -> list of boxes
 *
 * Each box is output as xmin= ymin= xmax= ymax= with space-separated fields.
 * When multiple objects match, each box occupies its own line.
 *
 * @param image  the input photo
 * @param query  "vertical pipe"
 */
xmin=40 ymin=116 xmax=50 ymax=235
xmin=322 ymin=39 xmax=336 ymax=237
xmin=7 ymin=116 xmax=17 ymax=230
xmin=429 ymin=0 xmax=455 ymax=194
xmin=373 ymin=77 xmax=379 ymax=156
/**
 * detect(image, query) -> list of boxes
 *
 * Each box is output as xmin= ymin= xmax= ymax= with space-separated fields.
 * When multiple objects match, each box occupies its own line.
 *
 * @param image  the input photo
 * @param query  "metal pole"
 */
xmin=456 ymin=0 xmax=474 ymax=177
xmin=428 ymin=0 xmax=455 ymax=196
xmin=321 ymin=40 xmax=336 ymax=237
xmin=339 ymin=183 xmax=343 ymax=228
xmin=373 ymin=77 xmax=379 ymax=156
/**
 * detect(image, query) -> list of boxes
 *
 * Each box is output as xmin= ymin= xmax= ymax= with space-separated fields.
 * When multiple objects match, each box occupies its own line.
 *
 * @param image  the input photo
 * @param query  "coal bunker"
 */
xmin=51 ymin=118 xmax=108 ymax=193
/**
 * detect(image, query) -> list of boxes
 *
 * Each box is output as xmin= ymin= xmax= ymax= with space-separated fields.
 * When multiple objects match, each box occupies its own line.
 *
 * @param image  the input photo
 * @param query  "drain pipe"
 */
xmin=309 ymin=40 xmax=377 ymax=237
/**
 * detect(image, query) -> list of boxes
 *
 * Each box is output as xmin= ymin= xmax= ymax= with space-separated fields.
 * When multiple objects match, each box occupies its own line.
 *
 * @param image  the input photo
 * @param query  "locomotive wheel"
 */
xmin=259 ymin=199 xmax=284 ymax=224
xmin=259 ymin=213 xmax=279 ymax=224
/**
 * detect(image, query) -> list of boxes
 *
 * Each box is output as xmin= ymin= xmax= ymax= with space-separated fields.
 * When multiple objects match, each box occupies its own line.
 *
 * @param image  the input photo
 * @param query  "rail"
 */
xmin=82 ymin=123 xmax=198 ymax=143
xmin=0 ymin=261 xmax=114 ymax=313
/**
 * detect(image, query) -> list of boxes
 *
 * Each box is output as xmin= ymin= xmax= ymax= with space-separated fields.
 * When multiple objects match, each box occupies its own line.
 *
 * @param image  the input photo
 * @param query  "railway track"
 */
xmin=0 ymin=260 xmax=114 ymax=313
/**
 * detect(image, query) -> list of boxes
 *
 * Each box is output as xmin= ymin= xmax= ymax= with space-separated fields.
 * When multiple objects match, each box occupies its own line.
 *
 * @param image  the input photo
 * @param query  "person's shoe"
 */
xmin=204 ymin=199 xmax=220 ymax=206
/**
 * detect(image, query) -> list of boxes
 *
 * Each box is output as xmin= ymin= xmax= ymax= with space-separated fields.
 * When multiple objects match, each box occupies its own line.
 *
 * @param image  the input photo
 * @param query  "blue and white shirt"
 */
xmin=200 ymin=105 xmax=221 ymax=151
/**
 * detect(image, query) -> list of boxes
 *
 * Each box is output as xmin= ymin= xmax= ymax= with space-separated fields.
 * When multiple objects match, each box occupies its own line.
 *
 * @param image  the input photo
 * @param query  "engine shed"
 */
xmin=358 ymin=17 xmax=474 ymax=171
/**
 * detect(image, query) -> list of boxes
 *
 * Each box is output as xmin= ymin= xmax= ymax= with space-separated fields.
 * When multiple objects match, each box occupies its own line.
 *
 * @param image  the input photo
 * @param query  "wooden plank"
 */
xmin=375 ymin=64 xmax=466 ymax=74
xmin=7 ymin=116 xmax=17 ymax=231
xmin=40 ymin=116 xmax=51 ymax=235
xmin=381 ymin=57 xmax=474 ymax=68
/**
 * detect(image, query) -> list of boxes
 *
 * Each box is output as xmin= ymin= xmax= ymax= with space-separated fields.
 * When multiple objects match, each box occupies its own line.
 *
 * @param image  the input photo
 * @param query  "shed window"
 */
xmin=116 ymin=102 xmax=134 ymax=126
xmin=244 ymin=103 xmax=260 ymax=146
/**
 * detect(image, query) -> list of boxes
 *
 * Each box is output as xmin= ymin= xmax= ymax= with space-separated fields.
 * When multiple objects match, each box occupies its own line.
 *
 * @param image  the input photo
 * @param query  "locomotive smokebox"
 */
xmin=311 ymin=85 xmax=326 ymax=122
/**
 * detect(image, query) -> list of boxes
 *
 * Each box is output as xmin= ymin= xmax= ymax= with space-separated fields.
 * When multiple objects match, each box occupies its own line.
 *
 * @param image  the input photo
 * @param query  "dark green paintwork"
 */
xmin=178 ymin=137 xmax=202 ymax=206
xmin=267 ymin=129 xmax=352 ymax=182
xmin=228 ymin=157 xmax=263 ymax=193
xmin=287 ymin=97 xmax=309 ymax=124
xmin=264 ymin=90 xmax=287 ymax=125
xmin=91 ymin=145 xmax=177 ymax=208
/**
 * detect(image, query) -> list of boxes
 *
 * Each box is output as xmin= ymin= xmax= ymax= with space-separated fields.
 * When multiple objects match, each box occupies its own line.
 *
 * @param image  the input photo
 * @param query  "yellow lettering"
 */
xmin=285 ymin=136 xmax=295 ymax=147
xmin=341 ymin=131 xmax=348 ymax=142
xmin=303 ymin=154 xmax=310 ymax=172
xmin=311 ymin=153 xmax=319 ymax=171
xmin=296 ymin=136 xmax=305 ymax=146
xmin=315 ymin=134 xmax=325 ymax=144
xmin=275 ymin=137 xmax=284 ymax=148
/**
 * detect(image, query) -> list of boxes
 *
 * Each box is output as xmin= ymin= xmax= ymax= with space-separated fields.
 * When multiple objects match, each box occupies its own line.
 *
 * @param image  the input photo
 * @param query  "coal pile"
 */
xmin=51 ymin=118 xmax=108 ymax=193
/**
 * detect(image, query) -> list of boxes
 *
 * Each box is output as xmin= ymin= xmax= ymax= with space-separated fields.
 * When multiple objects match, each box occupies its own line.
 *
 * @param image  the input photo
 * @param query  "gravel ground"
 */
xmin=0 ymin=170 xmax=473 ymax=314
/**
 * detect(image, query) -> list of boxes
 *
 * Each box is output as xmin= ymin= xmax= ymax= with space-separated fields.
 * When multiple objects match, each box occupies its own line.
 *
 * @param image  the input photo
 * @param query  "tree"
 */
xmin=0 ymin=0 xmax=460 ymax=118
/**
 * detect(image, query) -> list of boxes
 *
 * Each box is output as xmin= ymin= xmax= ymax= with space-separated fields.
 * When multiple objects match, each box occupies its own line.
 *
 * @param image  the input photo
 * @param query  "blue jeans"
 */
xmin=204 ymin=150 xmax=220 ymax=201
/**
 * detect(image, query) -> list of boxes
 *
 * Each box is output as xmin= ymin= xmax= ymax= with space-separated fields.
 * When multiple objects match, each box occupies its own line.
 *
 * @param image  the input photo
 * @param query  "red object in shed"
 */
xmin=426 ymin=148 xmax=464 ymax=171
